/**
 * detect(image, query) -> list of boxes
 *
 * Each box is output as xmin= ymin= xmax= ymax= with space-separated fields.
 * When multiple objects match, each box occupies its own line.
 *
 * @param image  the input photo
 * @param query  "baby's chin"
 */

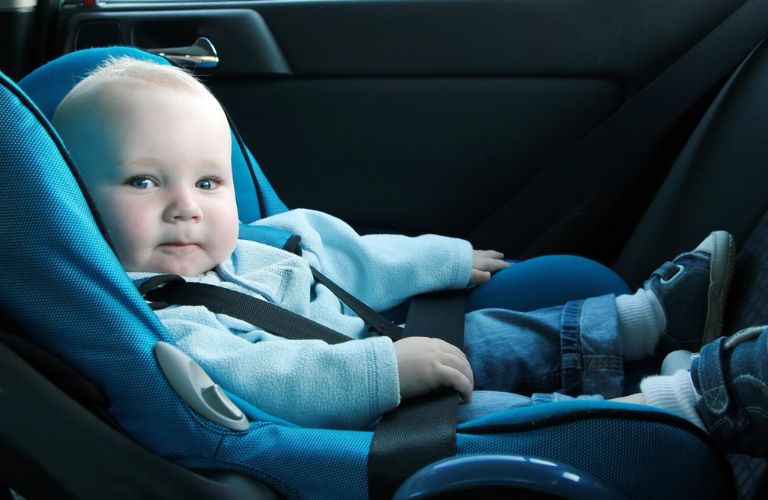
xmin=124 ymin=258 xmax=218 ymax=277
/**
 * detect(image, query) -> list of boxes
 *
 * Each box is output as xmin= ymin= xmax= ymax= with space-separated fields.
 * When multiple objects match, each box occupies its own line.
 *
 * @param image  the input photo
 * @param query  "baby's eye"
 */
xmin=127 ymin=176 xmax=158 ymax=190
xmin=196 ymin=177 xmax=221 ymax=190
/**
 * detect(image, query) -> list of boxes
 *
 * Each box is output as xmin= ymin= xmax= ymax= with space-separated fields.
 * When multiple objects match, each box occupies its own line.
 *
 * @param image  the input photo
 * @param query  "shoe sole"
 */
xmin=700 ymin=230 xmax=735 ymax=346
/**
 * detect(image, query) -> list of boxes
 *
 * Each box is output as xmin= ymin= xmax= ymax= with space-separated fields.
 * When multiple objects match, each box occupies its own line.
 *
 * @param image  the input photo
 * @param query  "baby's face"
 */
xmin=59 ymin=83 xmax=239 ymax=275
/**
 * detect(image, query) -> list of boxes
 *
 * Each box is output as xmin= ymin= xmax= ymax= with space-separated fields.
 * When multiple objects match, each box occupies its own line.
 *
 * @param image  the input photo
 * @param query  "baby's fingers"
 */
xmin=438 ymin=344 xmax=474 ymax=388
xmin=480 ymin=259 xmax=509 ymax=272
xmin=469 ymin=269 xmax=492 ymax=285
xmin=435 ymin=365 xmax=474 ymax=402
xmin=476 ymin=249 xmax=504 ymax=259
xmin=472 ymin=249 xmax=511 ymax=272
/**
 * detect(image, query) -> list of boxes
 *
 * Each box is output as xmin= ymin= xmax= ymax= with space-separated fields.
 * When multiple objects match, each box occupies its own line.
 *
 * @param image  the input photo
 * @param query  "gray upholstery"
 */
xmin=616 ymin=42 xmax=768 ymax=287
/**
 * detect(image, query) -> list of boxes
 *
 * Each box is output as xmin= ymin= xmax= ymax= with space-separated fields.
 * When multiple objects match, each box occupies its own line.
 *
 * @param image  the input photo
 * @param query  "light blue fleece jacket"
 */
xmin=131 ymin=209 xmax=473 ymax=429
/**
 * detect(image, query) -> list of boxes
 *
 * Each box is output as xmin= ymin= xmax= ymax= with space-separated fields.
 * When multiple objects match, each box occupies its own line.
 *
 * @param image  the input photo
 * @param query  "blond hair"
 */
xmin=54 ymin=56 xmax=214 ymax=122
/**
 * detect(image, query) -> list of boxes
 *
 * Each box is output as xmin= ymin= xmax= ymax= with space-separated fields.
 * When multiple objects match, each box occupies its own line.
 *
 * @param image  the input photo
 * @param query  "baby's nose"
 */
xmin=164 ymin=190 xmax=203 ymax=221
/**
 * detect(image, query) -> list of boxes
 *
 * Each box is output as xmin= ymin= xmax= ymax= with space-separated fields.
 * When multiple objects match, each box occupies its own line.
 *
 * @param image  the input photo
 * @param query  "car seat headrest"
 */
xmin=20 ymin=46 xmax=167 ymax=121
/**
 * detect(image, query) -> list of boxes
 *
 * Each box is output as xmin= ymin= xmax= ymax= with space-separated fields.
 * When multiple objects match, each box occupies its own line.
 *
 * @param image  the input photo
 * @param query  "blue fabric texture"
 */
xmin=233 ymin=142 xmax=289 ymax=222
xmin=0 ymin=62 xmax=736 ymax=498
xmin=18 ymin=46 xmax=164 ymax=119
xmin=18 ymin=46 xmax=288 ymax=223
xmin=456 ymin=401 xmax=732 ymax=499
xmin=467 ymin=255 xmax=630 ymax=312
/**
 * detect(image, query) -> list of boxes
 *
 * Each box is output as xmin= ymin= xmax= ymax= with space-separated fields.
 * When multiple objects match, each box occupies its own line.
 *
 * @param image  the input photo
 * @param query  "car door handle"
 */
xmin=147 ymin=36 xmax=219 ymax=69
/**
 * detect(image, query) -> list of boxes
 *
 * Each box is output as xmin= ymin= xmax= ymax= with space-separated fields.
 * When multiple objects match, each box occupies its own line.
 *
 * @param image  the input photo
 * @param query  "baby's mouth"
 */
xmin=159 ymin=241 xmax=200 ymax=249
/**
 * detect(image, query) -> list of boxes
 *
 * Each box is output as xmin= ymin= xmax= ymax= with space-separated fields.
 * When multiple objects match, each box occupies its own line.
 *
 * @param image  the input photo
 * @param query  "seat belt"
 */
xmin=469 ymin=0 xmax=768 ymax=257
xmin=141 ymin=271 xmax=465 ymax=497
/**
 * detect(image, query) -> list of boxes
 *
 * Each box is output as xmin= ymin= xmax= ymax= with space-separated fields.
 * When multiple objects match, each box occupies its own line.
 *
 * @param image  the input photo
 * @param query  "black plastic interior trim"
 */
xmin=53 ymin=0 xmax=746 ymax=92
xmin=0 ymin=339 xmax=279 ymax=499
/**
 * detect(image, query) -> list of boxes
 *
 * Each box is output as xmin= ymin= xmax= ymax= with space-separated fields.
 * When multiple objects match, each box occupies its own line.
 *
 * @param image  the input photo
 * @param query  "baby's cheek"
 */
xmin=211 ymin=218 xmax=239 ymax=262
xmin=109 ymin=205 xmax=156 ymax=257
xmin=210 ymin=201 xmax=239 ymax=249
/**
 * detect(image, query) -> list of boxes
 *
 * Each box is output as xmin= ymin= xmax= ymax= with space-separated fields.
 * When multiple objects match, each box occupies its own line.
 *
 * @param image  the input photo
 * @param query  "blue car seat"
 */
xmin=0 ymin=49 xmax=738 ymax=498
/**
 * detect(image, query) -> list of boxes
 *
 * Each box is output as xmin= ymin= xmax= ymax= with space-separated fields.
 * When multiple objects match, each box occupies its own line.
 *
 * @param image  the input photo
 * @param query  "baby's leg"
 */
xmin=465 ymin=294 xmax=625 ymax=399
xmin=465 ymin=255 xmax=630 ymax=312
xmin=465 ymin=231 xmax=735 ymax=400
xmin=464 ymin=324 xmax=768 ymax=455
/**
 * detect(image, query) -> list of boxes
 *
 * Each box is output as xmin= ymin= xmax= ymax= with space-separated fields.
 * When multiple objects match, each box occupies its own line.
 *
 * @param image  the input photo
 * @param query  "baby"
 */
xmin=52 ymin=57 xmax=768 ymax=462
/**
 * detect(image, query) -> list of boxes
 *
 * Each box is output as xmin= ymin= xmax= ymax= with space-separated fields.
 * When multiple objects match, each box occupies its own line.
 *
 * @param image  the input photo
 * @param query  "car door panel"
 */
xmin=65 ymin=9 xmax=292 ymax=75
xmin=212 ymin=77 xmax=620 ymax=237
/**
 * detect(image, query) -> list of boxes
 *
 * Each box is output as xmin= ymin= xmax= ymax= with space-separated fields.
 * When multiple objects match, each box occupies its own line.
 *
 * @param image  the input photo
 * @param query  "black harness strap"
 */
xmin=310 ymin=267 xmax=405 ymax=341
xmin=141 ymin=275 xmax=352 ymax=345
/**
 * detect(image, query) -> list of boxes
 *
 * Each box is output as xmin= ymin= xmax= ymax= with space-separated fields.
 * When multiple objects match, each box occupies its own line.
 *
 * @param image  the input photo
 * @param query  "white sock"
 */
xmin=616 ymin=288 xmax=666 ymax=360
xmin=640 ymin=370 xmax=704 ymax=429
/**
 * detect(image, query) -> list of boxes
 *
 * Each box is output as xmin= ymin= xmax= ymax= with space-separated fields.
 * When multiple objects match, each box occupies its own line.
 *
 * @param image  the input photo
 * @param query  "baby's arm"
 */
xmin=470 ymin=249 xmax=510 ymax=285
xmin=254 ymin=209 xmax=474 ymax=310
xmin=158 ymin=305 xmax=401 ymax=429
xmin=394 ymin=337 xmax=474 ymax=402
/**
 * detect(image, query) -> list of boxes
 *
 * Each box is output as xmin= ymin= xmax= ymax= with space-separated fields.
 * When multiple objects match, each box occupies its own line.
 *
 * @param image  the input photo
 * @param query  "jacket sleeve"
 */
xmin=253 ymin=209 xmax=473 ymax=311
xmin=157 ymin=304 xmax=401 ymax=430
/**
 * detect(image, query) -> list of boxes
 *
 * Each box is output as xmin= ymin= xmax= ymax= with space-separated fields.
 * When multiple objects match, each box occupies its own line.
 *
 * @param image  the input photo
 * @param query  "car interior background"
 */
xmin=2 ymin=0 xmax=768 ymax=498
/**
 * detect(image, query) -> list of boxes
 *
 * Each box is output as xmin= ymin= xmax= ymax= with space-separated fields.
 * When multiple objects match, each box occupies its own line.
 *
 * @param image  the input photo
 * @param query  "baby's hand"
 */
xmin=394 ymin=337 xmax=474 ymax=402
xmin=470 ymin=249 xmax=510 ymax=285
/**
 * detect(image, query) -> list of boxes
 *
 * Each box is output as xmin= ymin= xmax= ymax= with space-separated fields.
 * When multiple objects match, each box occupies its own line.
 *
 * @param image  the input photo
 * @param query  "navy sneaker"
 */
xmin=645 ymin=231 xmax=735 ymax=354
xmin=691 ymin=326 xmax=768 ymax=456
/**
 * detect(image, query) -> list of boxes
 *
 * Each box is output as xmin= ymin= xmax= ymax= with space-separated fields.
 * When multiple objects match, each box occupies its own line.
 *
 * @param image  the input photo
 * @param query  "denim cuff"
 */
xmin=559 ymin=296 xmax=623 ymax=398
xmin=559 ymin=300 xmax=584 ymax=396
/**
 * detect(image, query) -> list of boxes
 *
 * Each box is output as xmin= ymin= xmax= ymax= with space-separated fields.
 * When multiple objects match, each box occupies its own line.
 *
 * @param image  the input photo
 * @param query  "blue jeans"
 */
xmin=459 ymin=294 xmax=623 ymax=423
xmin=458 ymin=391 xmax=603 ymax=423
xmin=692 ymin=325 xmax=768 ymax=456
